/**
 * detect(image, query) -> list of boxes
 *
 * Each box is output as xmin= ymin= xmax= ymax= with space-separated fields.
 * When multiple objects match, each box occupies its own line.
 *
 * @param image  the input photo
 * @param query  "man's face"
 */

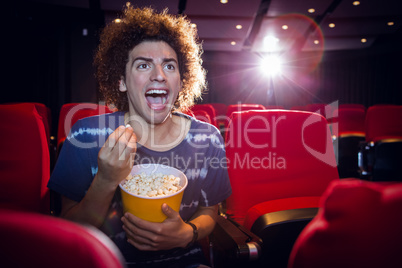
xmin=121 ymin=40 xmax=181 ymax=124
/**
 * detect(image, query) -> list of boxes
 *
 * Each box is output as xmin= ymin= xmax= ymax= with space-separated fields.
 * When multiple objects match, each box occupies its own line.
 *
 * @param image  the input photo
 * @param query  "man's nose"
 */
xmin=150 ymin=65 xmax=167 ymax=82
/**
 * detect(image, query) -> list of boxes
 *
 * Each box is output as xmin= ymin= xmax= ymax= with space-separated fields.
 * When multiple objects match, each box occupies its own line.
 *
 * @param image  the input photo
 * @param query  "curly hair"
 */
xmin=94 ymin=4 xmax=206 ymax=112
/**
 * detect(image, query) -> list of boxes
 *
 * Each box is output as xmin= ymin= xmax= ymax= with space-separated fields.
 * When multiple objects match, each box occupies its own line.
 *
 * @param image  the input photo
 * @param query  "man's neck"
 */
xmin=125 ymin=111 xmax=190 ymax=152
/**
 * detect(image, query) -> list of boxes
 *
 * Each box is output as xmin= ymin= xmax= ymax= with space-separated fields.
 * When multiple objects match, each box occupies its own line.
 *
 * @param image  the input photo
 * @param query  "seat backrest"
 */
xmin=0 ymin=104 xmax=50 ymax=213
xmin=0 ymin=209 xmax=125 ymax=268
xmin=191 ymin=104 xmax=218 ymax=128
xmin=192 ymin=109 xmax=212 ymax=124
xmin=225 ymin=104 xmax=265 ymax=129
xmin=306 ymin=103 xmax=327 ymax=117
xmin=333 ymin=107 xmax=366 ymax=137
xmin=209 ymin=103 xmax=227 ymax=117
xmin=365 ymin=104 xmax=402 ymax=142
xmin=226 ymin=104 xmax=265 ymax=118
xmin=288 ymin=179 xmax=402 ymax=268
xmin=29 ymin=102 xmax=52 ymax=142
xmin=57 ymin=103 xmax=113 ymax=148
xmin=224 ymin=110 xmax=339 ymax=225
xmin=209 ymin=103 xmax=227 ymax=128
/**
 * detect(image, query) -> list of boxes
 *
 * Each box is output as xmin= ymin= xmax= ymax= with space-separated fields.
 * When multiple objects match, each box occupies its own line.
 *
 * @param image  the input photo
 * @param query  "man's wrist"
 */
xmin=184 ymin=221 xmax=198 ymax=249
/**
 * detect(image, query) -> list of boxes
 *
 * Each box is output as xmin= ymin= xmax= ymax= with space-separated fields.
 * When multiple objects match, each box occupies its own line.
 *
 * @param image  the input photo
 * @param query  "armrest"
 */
xmin=250 ymin=207 xmax=319 ymax=268
xmin=209 ymin=214 xmax=262 ymax=267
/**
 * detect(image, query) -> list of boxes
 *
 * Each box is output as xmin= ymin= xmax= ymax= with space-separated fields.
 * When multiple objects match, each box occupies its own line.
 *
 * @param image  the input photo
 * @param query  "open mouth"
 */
xmin=145 ymin=89 xmax=169 ymax=110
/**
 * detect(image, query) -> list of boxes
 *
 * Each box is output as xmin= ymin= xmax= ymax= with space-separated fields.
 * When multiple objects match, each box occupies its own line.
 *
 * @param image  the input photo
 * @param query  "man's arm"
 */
xmin=60 ymin=125 xmax=137 ymax=227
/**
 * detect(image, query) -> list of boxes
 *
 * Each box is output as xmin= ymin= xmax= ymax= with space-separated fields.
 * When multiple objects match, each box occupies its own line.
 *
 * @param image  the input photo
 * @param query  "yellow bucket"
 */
xmin=119 ymin=164 xmax=188 ymax=222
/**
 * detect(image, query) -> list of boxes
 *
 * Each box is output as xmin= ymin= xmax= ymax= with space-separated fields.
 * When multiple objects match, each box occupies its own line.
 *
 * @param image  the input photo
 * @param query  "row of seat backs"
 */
xmin=190 ymin=103 xmax=276 ymax=129
xmin=291 ymin=103 xmax=366 ymax=119
xmin=331 ymin=104 xmax=402 ymax=141
xmin=0 ymin=209 xmax=125 ymax=268
xmin=0 ymin=103 xmax=50 ymax=214
xmin=333 ymin=105 xmax=401 ymax=179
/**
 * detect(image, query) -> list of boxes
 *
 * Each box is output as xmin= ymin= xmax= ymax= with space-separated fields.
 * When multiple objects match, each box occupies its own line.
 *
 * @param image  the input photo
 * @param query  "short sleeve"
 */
xmin=47 ymin=119 xmax=100 ymax=202
xmin=199 ymin=130 xmax=232 ymax=207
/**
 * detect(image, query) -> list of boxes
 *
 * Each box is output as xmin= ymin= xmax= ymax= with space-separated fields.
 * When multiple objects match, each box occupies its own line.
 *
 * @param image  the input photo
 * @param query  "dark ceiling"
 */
xmin=22 ymin=0 xmax=402 ymax=52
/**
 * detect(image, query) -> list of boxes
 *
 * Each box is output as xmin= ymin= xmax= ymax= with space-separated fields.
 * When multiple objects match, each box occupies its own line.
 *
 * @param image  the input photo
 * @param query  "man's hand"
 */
xmin=97 ymin=125 xmax=137 ymax=187
xmin=121 ymin=203 xmax=193 ymax=251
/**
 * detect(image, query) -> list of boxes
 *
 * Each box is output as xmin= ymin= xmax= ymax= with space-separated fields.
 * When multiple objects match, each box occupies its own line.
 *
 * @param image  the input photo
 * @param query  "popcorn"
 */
xmin=122 ymin=172 xmax=182 ymax=197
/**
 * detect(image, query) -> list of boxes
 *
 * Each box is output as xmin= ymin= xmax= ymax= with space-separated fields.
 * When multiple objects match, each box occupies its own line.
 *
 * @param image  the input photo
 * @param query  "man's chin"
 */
xmin=145 ymin=111 xmax=171 ymax=125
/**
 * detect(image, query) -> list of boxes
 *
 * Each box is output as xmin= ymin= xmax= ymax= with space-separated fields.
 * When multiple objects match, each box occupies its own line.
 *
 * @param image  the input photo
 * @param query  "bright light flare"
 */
xmin=260 ymin=55 xmax=282 ymax=76
xmin=263 ymin=35 xmax=279 ymax=52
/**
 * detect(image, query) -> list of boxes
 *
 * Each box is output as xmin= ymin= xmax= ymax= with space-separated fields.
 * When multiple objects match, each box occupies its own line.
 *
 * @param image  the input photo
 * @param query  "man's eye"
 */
xmin=165 ymin=64 xmax=175 ymax=70
xmin=138 ymin=63 xmax=148 ymax=69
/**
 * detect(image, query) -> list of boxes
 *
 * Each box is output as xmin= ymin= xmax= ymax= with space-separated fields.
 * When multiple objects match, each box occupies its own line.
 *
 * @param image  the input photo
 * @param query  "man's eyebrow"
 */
xmin=133 ymin=57 xmax=178 ymax=64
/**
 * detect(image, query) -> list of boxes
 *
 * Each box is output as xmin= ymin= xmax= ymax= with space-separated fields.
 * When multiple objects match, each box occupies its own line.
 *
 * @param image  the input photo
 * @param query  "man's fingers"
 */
xmin=120 ymin=126 xmax=137 ymax=160
xmin=121 ymin=215 xmax=159 ymax=247
xmin=106 ymin=125 xmax=126 ymax=149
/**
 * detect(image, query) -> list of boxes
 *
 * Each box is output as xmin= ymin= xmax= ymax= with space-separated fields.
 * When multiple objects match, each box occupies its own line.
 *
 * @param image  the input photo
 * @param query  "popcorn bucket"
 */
xmin=119 ymin=164 xmax=188 ymax=222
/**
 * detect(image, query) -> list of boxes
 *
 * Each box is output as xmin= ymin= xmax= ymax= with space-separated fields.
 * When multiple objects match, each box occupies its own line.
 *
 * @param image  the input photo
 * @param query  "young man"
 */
xmin=48 ymin=5 xmax=231 ymax=268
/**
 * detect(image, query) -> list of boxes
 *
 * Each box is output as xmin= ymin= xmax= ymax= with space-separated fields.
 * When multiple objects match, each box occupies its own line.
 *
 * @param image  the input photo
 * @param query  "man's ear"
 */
xmin=119 ymin=79 xmax=127 ymax=92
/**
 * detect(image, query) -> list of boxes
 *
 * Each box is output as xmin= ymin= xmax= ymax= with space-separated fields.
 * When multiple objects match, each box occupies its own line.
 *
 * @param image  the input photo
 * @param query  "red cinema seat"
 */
xmin=224 ymin=103 xmax=265 ymax=129
xmin=210 ymin=110 xmax=339 ymax=267
xmin=226 ymin=103 xmax=265 ymax=119
xmin=191 ymin=104 xmax=218 ymax=128
xmin=338 ymin=103 xmax=366 ymax=111
xmin=333 ymin=108 xmax=366 ymax=138
xmin=57 ymin=103 xmax=113 ymax=152
xmin=209 ymin=103 xmax=227 ymax=130
xmin=306 ymin=103 xmax=326 ymax=118
xmin=365 ymin=104 xmax=402 ymax=143
xmin=359 ymin=105 xmax=402 ymax=181
xmin=192 ymin=109 xmax=212 ymax=124
xmin=289 ymin=179 xmax=402 ymax=268
xmin=224 ymin=110 xmax=338 ymax=225
xmin=0 ymin=103 xmax=50 ymax=214
xmin=0 ymin=209 xmax=126 ymax=268
xmin=30 ymin=102 xmax=52 ymax=143
xmin=332 ymin=108 xmax=366 ymax=178
xmin=209 ymin=103 xmax=227 ymax=118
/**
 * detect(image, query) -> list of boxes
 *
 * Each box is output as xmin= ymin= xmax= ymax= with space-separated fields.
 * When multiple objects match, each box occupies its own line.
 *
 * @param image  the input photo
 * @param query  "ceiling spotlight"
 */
xmin=329 ymin=23 xmax=335 ymax=28
xmin=353 ymin=1 xmax=360 ymax=6
xmin=236 ymin=25 xmax=242 ymax=29
xmin=231 ymin=41 xmax=236 ymax=46
xmin=282 ymin=25 xmax=288 ymax=30
xmin=314 ymin=40 xmax=320 ymax=45
xmin=361 ymin=38 xmax=367 ymax=43
xmin=308 ymin=8 xmax=315 ymax=13
xmin=387 ymin=21 xmax=395 ymax=26
xmin=191 ymin=23 xmax=197 ymax=28
xmin=220 ymin=0 xmax=228 ymax=4
xmin=263 ymin=35 xmax=279 ymax=52
xmin=114 ymin=18 xmax=122 ymax=23
xmin=260 ymin=55 xmax=282 ymax=77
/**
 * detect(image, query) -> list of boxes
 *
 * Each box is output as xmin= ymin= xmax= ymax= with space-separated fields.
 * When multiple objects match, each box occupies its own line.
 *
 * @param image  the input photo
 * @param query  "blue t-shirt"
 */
xmin=48 ymin=111 xmax=231 ymax=266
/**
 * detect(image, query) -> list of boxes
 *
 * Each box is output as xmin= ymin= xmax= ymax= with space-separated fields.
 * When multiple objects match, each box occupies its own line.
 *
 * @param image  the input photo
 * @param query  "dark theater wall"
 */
xmin=6 ymin=2 xmax=104 ymax=136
